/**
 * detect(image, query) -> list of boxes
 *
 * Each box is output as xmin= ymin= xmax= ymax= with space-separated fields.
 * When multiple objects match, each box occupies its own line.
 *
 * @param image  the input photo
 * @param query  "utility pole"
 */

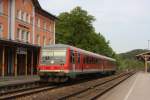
xmin=148 ymin=40 xmax=150 ymax=50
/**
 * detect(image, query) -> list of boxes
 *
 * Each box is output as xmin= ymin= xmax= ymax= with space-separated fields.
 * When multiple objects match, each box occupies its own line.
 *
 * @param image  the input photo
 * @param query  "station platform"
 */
xmin=98 ymin=71 xmax=150 ymax=100
xmin=0 ymin=75 xmax=40 ymax=87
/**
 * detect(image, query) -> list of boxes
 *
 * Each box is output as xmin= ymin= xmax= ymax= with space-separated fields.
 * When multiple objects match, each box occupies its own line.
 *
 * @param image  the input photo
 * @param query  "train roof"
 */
xmin=43 ymin=44 xmax=116 ymax=62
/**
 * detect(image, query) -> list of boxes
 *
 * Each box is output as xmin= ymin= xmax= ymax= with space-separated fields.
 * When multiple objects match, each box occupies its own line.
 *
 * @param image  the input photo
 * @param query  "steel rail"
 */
xmin=58 ymin=71 xmax=135 ymax=100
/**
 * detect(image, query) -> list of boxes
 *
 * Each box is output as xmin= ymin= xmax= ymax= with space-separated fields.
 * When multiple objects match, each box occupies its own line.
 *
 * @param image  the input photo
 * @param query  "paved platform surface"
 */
xmin=98 ymin=72 xmax=150 ymax=100
xmin=0 ymin=75 xmax=40 ymax=87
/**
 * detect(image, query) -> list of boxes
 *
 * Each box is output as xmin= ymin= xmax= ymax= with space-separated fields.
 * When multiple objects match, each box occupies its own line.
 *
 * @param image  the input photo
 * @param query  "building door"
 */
xmin=0 ymin=48 xmax=2 ymax=76
xmin=7 ymin=49 xmax=14 ymax=76
xmin=17 ymin=54 xmax=26 ymax=75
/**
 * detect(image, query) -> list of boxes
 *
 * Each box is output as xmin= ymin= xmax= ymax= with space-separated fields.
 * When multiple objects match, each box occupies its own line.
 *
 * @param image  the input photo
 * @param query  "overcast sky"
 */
xmin=38 ymin=0 xmax=150 ymax=53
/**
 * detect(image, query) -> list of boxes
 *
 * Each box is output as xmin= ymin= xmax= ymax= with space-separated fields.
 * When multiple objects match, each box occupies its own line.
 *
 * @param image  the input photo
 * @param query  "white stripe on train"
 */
xmin=39 ymin=68 xmax=115 ymax=73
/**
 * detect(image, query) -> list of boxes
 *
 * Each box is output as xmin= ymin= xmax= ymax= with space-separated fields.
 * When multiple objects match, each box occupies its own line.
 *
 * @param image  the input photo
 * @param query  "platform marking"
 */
xmin=123 ymin=73 xmax=139 ymax=100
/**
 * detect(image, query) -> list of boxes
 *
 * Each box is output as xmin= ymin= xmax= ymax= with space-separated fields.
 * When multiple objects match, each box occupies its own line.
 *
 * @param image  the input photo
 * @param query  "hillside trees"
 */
xmin=56 ymin=6 xmax=115 ymax=58
xmin=117 ymin=49 xmax=147 ymax=70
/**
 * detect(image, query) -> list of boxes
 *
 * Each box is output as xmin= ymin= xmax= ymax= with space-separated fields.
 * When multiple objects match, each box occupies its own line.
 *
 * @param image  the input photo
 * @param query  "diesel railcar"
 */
xmin=38 ymin=44 xmax=116 ymax=82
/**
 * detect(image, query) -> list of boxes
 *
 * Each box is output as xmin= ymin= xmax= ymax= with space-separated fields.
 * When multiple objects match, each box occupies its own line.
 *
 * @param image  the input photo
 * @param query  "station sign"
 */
xmin=16 ymin=47 xmax=27 ymax=54
xmin=18 ymin=24 xmax=29 ymax=30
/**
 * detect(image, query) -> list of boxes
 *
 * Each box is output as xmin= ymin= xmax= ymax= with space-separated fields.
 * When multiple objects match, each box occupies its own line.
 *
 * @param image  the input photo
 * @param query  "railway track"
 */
xmin=0 ymin=85 xmax=57 ymax=100
xmin=0 ymin=75 xmax=106 ymax=99
xmin=0 ymin=81 xmax=53 ymax=100
xmin=0 ymin=71 xmax=135 ymax=100
xmin=59 ymin=72 xmax=134 ymax=100
xmin=41 ymin=71 xmax=135 ymax=100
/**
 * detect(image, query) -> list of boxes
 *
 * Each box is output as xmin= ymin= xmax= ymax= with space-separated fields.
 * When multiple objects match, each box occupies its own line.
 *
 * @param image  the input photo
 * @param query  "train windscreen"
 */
xmin=41 ymin=49 xmax=66 ymax=65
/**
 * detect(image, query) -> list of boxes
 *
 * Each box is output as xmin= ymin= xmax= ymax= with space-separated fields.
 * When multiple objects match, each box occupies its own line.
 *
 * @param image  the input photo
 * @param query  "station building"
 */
xmin=0 ymin=0 xmax=57 ymax=77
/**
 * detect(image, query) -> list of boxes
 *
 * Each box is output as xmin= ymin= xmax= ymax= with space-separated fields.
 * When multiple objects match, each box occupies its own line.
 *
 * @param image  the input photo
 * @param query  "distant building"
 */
xmin=0 ymin=0 xmax=57 ymax=77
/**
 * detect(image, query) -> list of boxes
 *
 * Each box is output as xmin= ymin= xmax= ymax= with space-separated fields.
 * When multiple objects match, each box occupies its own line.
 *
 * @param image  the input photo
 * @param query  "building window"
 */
xmin=26 ymin=32 xmax=30 ymax=42
xmin=49 ymin=39 xmax=53 ymax=44
xmin=21 ymin=12 xmax=24 ymax=20
xmin=37 ymin=35 xmax=40 ymax=45
xmin=21 ymin=31 xmax=25 ymax=41
xmin=26 ymin=14 xmax=29 ymax=22
xmin=21 ymin=30 xmax=24 ymax=41
xmin=44 ymin=21 xmax=46 ymax=31
xmin=18 ymin=29 xmax=22 ymax=40
xmin=23 ymin=12 xmax=26 ymax=22
xmin=23 ymin=0 xmax=25 ymax=5
xmin=43 ymin=36 xmax=46 ymax=46
xmin=30 ymin=17 xmax=33 ymax=24
xmin=17 ymin=10 xmax=21 ymax=20
xmin=0 ymin=0 xmax=3 ymax=15
xmin=37 ymin=19 xmax=40 ymax=27
xmin=49 ymin=25 xmax=52 ymax=32
xmin=24 ymin=31 xmax=26 ymax=42
xmin=16 ymin=28 xmax=20 ymax=40
xmin=27 ymin=14 xmax=30 ymax=23
xmin=17 ymin=10 xmax=19 ymax=19
xmin=0 ymin=24 xmax=3 ymax=38
xmin=21 ymin=30 xmax=26 ymax=42
xmin=26 ymin=32 xmax=28 ymax=42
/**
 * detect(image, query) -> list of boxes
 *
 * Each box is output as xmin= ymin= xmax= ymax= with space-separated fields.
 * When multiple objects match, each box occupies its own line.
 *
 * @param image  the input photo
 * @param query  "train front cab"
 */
xmin=38 ymin=47 xmax=70 ymax=82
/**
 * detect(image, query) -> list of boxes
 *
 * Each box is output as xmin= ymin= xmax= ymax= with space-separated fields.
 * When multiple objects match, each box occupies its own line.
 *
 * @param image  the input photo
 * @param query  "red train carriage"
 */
xmin=38 ymin=44 xmax=116 ymax=82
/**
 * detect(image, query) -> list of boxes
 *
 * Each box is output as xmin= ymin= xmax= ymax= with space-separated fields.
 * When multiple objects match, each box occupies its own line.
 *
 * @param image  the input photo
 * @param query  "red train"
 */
xmin=38 ymin=44 xmax=116 ymax=82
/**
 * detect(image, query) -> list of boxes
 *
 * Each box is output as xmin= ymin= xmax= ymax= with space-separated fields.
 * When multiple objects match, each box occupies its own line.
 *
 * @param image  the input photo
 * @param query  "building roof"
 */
xmin=32 ymin=0 xmax=58 ymax=20
xmin=0 ymin=38 xmax=40 ymax=48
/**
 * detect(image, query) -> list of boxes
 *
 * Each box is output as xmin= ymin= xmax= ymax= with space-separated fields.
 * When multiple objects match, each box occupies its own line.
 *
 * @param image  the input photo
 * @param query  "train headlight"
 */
xmin=50 ymin=60 xmax=54 ymax=64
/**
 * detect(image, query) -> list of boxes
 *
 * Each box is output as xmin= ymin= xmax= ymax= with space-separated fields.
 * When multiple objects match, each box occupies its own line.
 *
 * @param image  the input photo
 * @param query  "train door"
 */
xmin=76 ymin=51 xmax=81 ymax=73
xmin=81 ymin=54 xmax=84 ymax=72
xmin=70 ymin=50 xmax=76 ymax=78
xmin=73 ymin=50 xmax=80 ymax=72
xmin=70 ymin=50 xmax=79 ymax=71
xmin=70 ymin=50 xmax=75 ymax=71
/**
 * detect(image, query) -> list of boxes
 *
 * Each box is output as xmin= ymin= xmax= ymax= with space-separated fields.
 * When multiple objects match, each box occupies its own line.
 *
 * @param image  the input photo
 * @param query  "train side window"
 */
xmin=92 ymin=57 xmax=93 ymax=64
xmin=98 ymin=59 xmax=100 ymax=64
xmin=70 ymin=50 xmax=72 ymax=63
xmin=86 ymin=56 xmax=89 ymax=64
xmin=83 ymin=56 xmax=85 ymax=64
xmin=97 ymin=59 xmax=100 ymax=64
xmin=93 ymin=58 xmax=95 ymax=64
xmin=84 ymin=55 xmax=87 ymax=64
xmin=94 ymin=58 xmax=96 ymax=64
xmin=96 ymin=58 xmax=98 ymax=64
xmin=89 ymin=56 xmax=91 ymax=64
xmin=89 ymin=57 xmax=91 ymax=64
xmin=78 ymin=53 xmax=80 ymax=63
xmin=90 ymin=57 xmax=92 ymax=64
xmin=91 ymin=57 xmax=93 ymax=64
xmin=88 ymin=56 xmax=91 ymax=64
xmin=85 ymin=56 xmax=87 ymax=64
xmin=70 ymin=50 xmax=75 ymax=64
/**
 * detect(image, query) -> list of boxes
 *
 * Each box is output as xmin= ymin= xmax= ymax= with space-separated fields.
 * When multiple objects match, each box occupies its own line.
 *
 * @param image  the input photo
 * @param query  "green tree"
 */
xmin=56 ymin=6 xmax=115 ymax=58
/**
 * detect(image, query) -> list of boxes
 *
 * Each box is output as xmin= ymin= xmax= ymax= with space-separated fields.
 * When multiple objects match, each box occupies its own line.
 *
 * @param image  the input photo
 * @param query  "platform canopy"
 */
xmin=136 ymin=51 xmax=150 ymax=61
xmin=136 ymin=51 xmax=150 ymax=72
